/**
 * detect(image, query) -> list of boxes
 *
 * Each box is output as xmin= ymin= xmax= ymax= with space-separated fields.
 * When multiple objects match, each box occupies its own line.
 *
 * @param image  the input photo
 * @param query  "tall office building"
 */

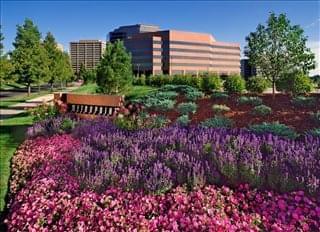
xmin=109 ymin=24 xmax=240 ymax=76
xmin=69 ymin=40 xmax=106 ymax=74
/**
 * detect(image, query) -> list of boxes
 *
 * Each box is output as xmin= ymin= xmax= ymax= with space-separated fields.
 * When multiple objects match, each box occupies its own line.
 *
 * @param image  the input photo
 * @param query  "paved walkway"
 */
xmin=0 ymin=109 xmax=25 ymax=120
xmin=0 ymin=86 xmax=79 ymax=120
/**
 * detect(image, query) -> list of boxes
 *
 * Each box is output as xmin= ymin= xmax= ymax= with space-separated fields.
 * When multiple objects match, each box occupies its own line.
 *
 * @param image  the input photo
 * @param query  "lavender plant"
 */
xmin=71 ymin=120 xmax=320 ymax=195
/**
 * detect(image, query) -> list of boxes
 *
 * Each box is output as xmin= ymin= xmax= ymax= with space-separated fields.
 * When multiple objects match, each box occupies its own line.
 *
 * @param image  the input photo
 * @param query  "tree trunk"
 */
xmin=272 ymin=80 xmax=276 ymax=99
xmin=38 ymin=83 xmax=41 ymax=93
xmin=27 ymin=84 xmax=31 ymax=96
xmin=61 ymin=81 xmax=63 ymax=90
xmin=50 ymin=82 xmax=53 ymax=92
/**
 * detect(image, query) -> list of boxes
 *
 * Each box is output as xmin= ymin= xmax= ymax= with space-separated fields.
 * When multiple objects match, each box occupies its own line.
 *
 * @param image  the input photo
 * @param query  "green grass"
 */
xmin=71 ymin=83 xmax=97 ymax=94
xmin=0 ymin=91 xmax=51 ymax=109
xmin=0 ymin=113 xmax=33 ymax=213
xmin=123 ymin=85 xmax=157 ymax=100
xmin=71 ymin=84 xmax=157 ymax=100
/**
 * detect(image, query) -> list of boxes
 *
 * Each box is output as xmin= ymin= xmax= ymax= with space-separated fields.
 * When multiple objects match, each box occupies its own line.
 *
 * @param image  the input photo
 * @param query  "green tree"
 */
xmin=0 ymin=26 xmax=14 ymax=86
xmin=245 ymin=12 xmax=315 ymax=97
xmin=43 ymin=32 xmax=60 ymax=91
xmin=0 ymin=25 xmax=4 ymax=56
xmin=96 ymin=40 xmax=133 ymax=94
xmin=55 ymin=52 xmax=73 ymax=88
xmin=11 ymin=18 xmax=50 ymax=95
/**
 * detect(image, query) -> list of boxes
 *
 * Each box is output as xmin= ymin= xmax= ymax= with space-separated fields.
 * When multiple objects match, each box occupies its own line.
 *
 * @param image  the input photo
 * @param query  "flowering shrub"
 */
xmin=4 ymin=125 xmax=320 ymax=231
xmin=69 ymin=120 xmax=320 ymax=196
xmin=27 ymin=116 xmax=77 ymax=138
xmin=28 ymin=103 xmax=59 ymax=122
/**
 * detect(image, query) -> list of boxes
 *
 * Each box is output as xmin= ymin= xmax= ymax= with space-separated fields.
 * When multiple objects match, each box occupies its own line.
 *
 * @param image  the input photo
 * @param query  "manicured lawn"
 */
xmin=122 ymin=85 xmax=157 ymax=100
xmin=72 ymin=83 xmax=157 ymax=100
xmin=0 ymin=113 xmax=33 ymax=212
xmin=71 ymin=83 xmax=97 ymax=94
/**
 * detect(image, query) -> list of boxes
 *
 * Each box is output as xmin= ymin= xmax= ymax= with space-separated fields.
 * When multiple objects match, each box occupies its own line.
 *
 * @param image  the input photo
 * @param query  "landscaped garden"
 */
xmin=2 ymin=77 xmax=320 ymax=230
xmin=1 ymin=12 xmax=320 ymax=231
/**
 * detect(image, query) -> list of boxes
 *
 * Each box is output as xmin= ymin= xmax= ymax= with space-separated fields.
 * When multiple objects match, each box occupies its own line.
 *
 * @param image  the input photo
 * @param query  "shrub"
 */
xmin=311 ymin=111 xmax=320 ymax=125
xmin=27 ymin=117 xmax=75 ymax=138
xmin=60 ymin=118 xmax=75 ymax=132
xmin=212 ymin=92 xmax=229 ymax=100
xmin=160 ymin=84 xmax=193 ymax=92
xmin=155 ymin=91 xmax=178 ymax=100
xmin=153 ymin=99 xmax=175 ymax=111
xmin=201 ymin=74 xmax=222 ymax=92
xmin=212 ymin=104 xmax=230 ymax=114
xmin=246 ymin=76 xmax=268 ymax=94
xmin=185 ymin=90 xmax=204 ymax=101
xmin=276 ymin=72 xmax=313 ymax=95
xmin=28 ymin=104 xmax=59 ymax=122
xmin=177 ymin=102 xmax=197 ymax=115
xmin=223 ymin=75 xmax=246 ymax=94
xmin=252 ymin=105 xmax=272 ymax=116
xmin=133 ymin=74 xmax=146 ymax=85
xmin=114 ymin=113 xmax=170 ymax=130
xmin=249 ymin=122 xmax=298 ymax=139
xmin=176 ymin=114 xmax=190 ymax=126
xmin=292 ymin=96 xmax=316 ymax=108
xmin=134 ymin=90 xmax=177 ymax=111
xmin=189 ymin=76 xmax=202 ymax=89
xmin=201 ymin=116 xmax=233 ymax=128
xmin=237 ymin=96 xmax=263 ymax=106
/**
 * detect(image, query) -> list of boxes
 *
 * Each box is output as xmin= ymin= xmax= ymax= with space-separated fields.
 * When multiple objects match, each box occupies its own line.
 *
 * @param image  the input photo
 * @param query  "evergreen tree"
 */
xmin=11 ymin=18 xmax=49 ymax=95
xmin=245 ymin=13 xmax=315 ymax=97
xmin=96 ymin=40 xmax=133 ymax=94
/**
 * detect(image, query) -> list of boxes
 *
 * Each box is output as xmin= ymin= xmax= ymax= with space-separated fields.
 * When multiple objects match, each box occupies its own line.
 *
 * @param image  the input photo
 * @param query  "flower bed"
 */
xmin=4 ymin=120 xmax=320 ymax=231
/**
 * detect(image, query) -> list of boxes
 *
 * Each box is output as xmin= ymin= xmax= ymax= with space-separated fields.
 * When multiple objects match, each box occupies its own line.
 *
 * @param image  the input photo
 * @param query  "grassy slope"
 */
xmin=72 ymin=83 xmax=157 ymax=100
xmin=0 ymin=114 xmax=33 ymax=212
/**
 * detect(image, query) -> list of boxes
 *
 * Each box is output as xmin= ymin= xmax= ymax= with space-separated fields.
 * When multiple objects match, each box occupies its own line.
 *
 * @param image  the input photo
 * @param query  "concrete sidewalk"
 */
xmin=0 ymin=86 xmax=79 ymax=119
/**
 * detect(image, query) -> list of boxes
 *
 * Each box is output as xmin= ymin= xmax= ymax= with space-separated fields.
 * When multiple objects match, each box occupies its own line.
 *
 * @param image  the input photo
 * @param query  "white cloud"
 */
xmin=307 ymin=41 xmax=320 ymax=76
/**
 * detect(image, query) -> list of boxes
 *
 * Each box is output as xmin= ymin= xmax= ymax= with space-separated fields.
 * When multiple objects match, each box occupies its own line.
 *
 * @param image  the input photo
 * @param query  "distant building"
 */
xmin=69 ymin=40 xmax=106 ymax=74
xmin=241 ymin=58 xmax=256 ymax=79
xmin=57 ymin=43 xmax=64 ymax=52
xmin=109 ymin=24 xmax=240 ymax=76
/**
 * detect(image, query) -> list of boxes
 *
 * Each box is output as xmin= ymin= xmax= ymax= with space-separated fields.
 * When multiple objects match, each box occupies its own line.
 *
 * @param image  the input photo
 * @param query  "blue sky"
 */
xmin=1 ymin=1 xmax=320 ymax=74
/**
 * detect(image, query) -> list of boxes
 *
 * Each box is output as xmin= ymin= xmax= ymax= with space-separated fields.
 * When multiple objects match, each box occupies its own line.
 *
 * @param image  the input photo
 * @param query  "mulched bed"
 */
xmin=150 ymin=93 xmax=320 ymax=132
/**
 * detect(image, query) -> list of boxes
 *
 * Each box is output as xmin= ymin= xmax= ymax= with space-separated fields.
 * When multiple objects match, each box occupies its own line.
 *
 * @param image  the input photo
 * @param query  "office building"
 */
xmin=109 ymin=24 xmax=240 ymax=76
xmin=241 ymin=58 xmax=257 ymax=79
xmin=69 ymin=40 xmax=106 ymax=74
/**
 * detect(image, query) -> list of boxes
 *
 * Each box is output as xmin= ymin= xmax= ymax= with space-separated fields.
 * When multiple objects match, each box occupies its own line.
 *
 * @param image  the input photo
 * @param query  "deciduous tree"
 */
xmin=11 ymin=19 xmax=49 ymax=95
xmin=245 ymin=12 xmax=315 ymax=97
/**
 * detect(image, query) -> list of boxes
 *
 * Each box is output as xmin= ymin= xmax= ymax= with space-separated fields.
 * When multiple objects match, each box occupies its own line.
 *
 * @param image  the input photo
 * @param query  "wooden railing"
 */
xmin=54 ymin=93 xmax=125 ymax=117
